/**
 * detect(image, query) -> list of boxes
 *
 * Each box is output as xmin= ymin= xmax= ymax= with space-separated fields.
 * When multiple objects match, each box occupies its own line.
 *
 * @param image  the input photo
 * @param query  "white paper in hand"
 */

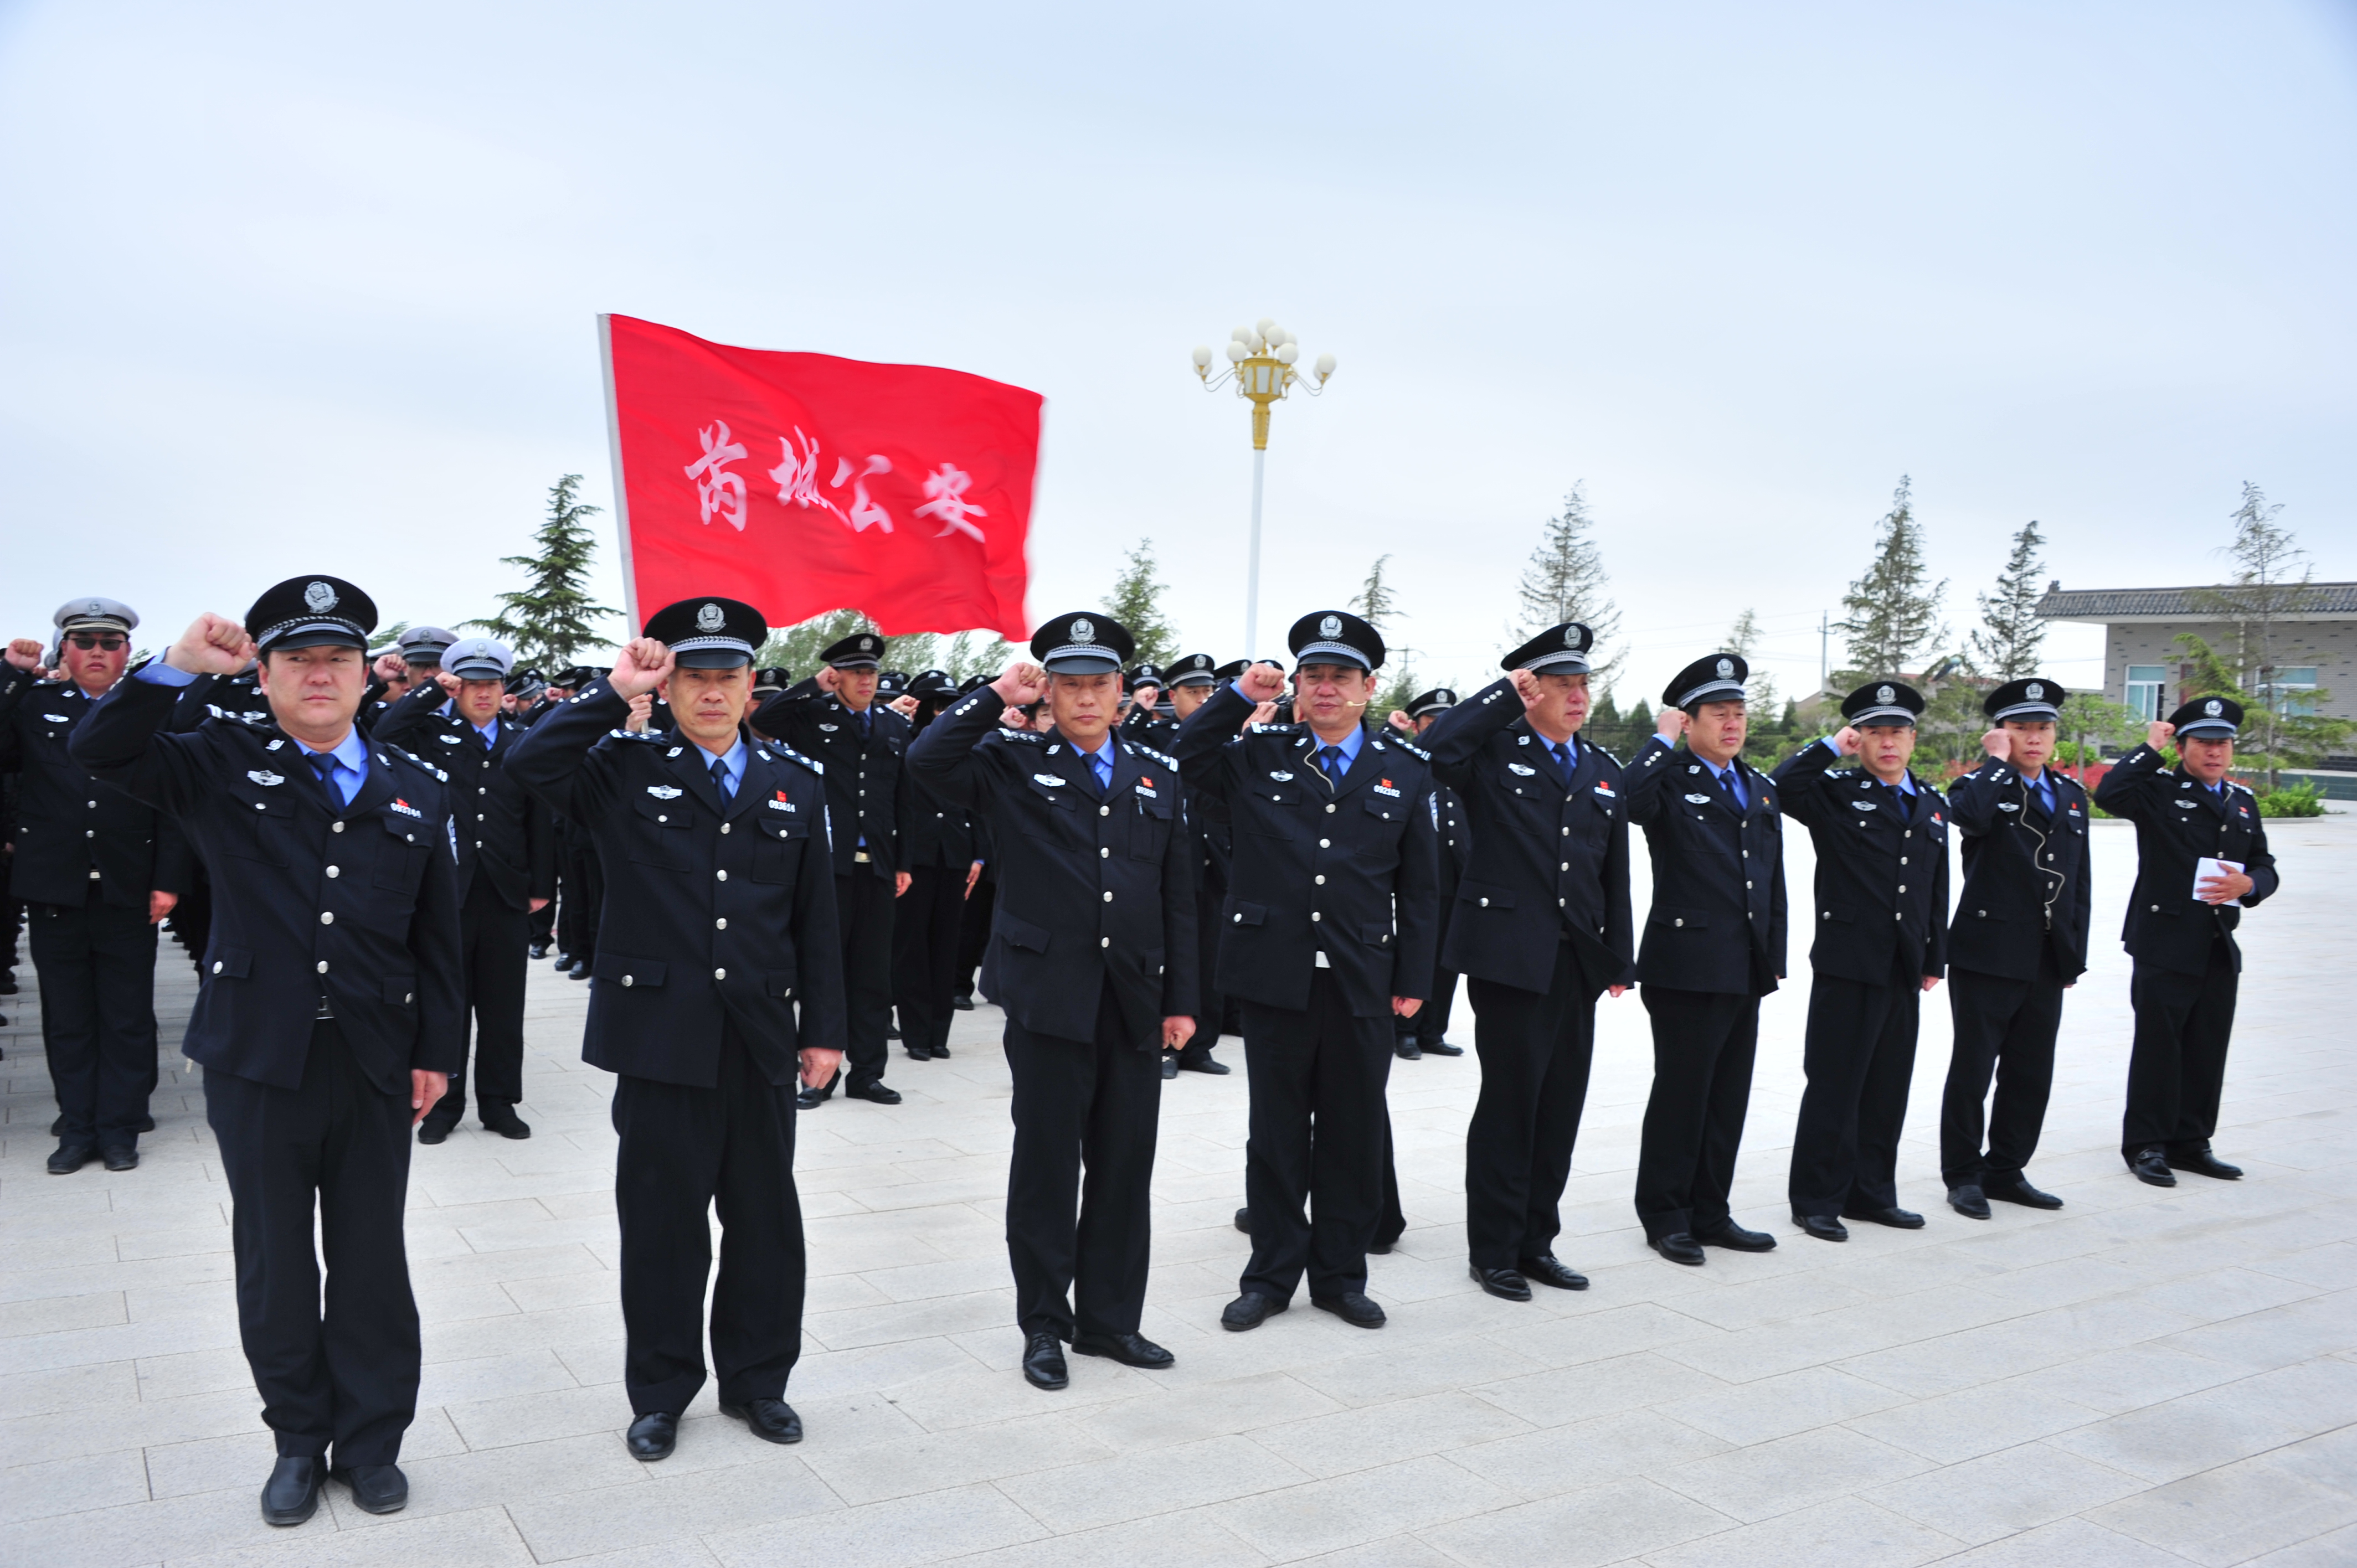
xmin=2194 ymin=857 xmax=2245 ymax=907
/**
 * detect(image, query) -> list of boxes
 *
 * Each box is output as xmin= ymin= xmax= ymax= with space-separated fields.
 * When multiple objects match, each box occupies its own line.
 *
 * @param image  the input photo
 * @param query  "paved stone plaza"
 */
xmin=3 ymin=812 xmax=2352 ymax=1566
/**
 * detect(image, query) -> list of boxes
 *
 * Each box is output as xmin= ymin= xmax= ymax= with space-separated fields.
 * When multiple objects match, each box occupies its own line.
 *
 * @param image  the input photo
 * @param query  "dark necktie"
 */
xmin=1548 ymin=740 xmax=1573 ymax=785
xmin=482 ymin=726 xmax=495 ymax=751
xmin=709 ymin=754 xmax=733 ymax=801
xmin=1718 ymin=762 xmax=1748 ymax=812
xmin=1320 ymin=745 xmax=1346 ymax=785
xmin=307 ymin=751 xmax=339 ymax=806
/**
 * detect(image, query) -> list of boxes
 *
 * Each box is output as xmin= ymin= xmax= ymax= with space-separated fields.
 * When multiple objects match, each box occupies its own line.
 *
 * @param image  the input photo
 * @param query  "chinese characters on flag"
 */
xmin=600 ymin=314 xmax=1041 ymax=639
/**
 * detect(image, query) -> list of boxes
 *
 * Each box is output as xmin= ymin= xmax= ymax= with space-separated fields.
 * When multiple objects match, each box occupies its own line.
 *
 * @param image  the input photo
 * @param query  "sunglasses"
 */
xmin=65 ymin=632 xmax=129 ymax=652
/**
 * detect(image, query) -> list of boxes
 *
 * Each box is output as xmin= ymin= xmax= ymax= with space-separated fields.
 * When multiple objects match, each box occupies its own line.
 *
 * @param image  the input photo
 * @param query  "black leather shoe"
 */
xmin=567 ymin=960 xmax=591 ymax=981
xmin=1422 ymin=1039 xmax=1465 ymax=1057
xmin=1369 ymin=1232 xmax=1399 ymax=1255
xmin=625 ymin=1411 xmax=678 ymax=1459
xmin=1234 ymin=1207 xmax=1252 ymax=1235
xmin=1177 ymin=1054 xmax=1230 ymax=1075
xmin=1797 ymin=1214 xmax=1849 ymax=1242
xmin=846 ymin=1081 xmax=902 ymax=1105
xmin=1072 ymin=1331 xmax=1174 ymax=1369
xmin=529 ymin=942 xmax=549 ymax=960
xmin=135 ymin=1115 xmax=155 ymax=1133
xmin=906 ymin=1045 xmax=935 ymax=1061
xmin=481 ymin=1108 xmax=532 ymax=1140
xmin=1520 ymin=1254 xmax=1590 ymax=1290
xmin=1985 ymin=1177 xmax=2063 ymax=1209
xmin=552 ymin=951 xmax=573 ymax=968
xmin=1843 ymin=1205 xmax=1926 ymax=1229
xmin=1394 ymin=1039 xmax=1423 ymax=1060
xmin=416 ymin=1120 xmax=452 ymax=1146
xmin=330 ymin=1462 xmax=408 ymax=1514
xmin=930 ymin=1041 xmax=951 ymax=1059
xmin=2173 ymin=1145 xmax=2243 ymax=1180
xmin=1695 ymin=1223 xmax=1777 ymax=1252
xmin=887 ymin=1023 xmax=902 ymax=1040
xmin=47 ymin=1142 xmax=95 ymax=1175
xmin=2129 ymin=1147 xmax=2175 ymax=1187
xmin=1022 ymin=1331 xmax=1069 ymax=1390
xmin=102 ymin=1146 xmax=138 ymax=1172
xmin=1221 ymin=1292 xmax=1287 ymax=1331
xmin=1313 ymin=1292 xmax=1387 ymax=1328
xmin=953 ymin=993 xmax=975 ymax=1010
xmin=720 ymin=1397 xmax=803 ymax=1443
xmin=1650 ymin=1232 xmax=1707 ymax=1266
xmin=1160 ymin=1053 xmax=1179 ymax=1080
xmin=796 ymin=1085 xmax=829 ymax=1111
xmin=1470 ymin=1265 xmax=1532 ymax=1301
xmin=50 ymin=1114 xmax=65 ymax=1136
xmin=260 ymin=1456 xmax=323 ymax=1525
xmin=0 ymin=974 xmax=17 ymax=993
xmin=1948 ymin=1184 xmax=1991 ymax=1220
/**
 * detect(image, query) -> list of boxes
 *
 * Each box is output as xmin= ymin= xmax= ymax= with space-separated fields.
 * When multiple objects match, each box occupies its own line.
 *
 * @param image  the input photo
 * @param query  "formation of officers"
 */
xmin=7 ymin=571 xmax=2283 ymax=1528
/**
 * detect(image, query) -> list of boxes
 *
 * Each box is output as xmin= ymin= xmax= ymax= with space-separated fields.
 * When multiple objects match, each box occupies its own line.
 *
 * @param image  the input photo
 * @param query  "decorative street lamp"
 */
xmin=1191 ymin=317 xmax=1336 ymax=658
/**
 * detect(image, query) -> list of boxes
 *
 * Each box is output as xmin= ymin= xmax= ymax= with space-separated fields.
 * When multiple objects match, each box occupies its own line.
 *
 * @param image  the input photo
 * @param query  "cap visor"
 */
xmin=265 ymin=626 xmax=368 ymax=652
xmin=1517 ymin=652 xmax=1591 ymax=675
xmin=1676 ymin=680 xmax=1746 ymax=710
xmin=1042 ymin=654 xmax=1123 ymax=675
xmin=675 ymin=648 xmax=752 ymax=669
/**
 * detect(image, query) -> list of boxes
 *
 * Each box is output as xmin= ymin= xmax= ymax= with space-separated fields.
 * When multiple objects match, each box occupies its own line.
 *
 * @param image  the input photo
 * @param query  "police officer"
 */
xmin=552 ymin=665 xmax=608 ymax=981
xmin=1180 ymin=614 xmax=1438 ymax=1332
xmin=1154 ymin=654 xmax=1231 ymax=1078
xmin=1774 ymin=680 xmax=1950 ymax=1241
xmin=1388 ymin=688 xmax=1470 ymax=1059
xmin=73 ymin=577 xmax=465 ymax=1525
xmin=361 ymin=626 xmax=457 ymax=731
xmin=2 ymin=599 xmax=193 ymax=1172
xmin=753 ymin=631 xmax=910 ymax=1108
xmin=1120 ymin=663 xmax=1179 ymax=751
xmin=506 ymin=596 xmax=846 ymax=1460
xmin=905 ymin=612 xmax=1198 ymax=1391
xmin=1623 ymin=654 xmax=1788 ymax=1263
xmin=2094 ymin=697 xmax=2277 ymax=1187
xmin=893 ymin=669 xmax=982 ymax=1061
xmin=1422 ymin=625 xmax=1635 ymax=1300
xmin=372 ymin=637 xmax=556 ymax=1142
xmin=1941 ymin=677 xmax=2092 ymax=1216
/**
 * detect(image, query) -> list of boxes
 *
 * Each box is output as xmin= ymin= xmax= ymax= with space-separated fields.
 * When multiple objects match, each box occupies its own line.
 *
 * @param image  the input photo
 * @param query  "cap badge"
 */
xmin=2204 ymin=699 xmax=2222 ymax=717
xmin=1071 ymin=617 xmax=1095 ymax=643
xmin=1877 ymin=684 xmax=1895 ymax=704
xmin=2026 ymin=682 xmax=2043 ymax=699
xmin=1320 ymin=614 xmax=1343 ymax=638
xmin=303 ymin=581 xmax=337 ymax=613
xmin=696 ymin=603 xmax=725 ymax=632
xmin=1716 ymin=657 xmax=1733 ymax=679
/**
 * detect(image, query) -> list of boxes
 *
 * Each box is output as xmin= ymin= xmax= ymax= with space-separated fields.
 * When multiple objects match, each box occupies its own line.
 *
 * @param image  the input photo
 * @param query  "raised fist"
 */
xmin=1656 ymin=706 xmax=1689 ymax=740
xmin=609 ymin=638 xmax=675 ymax=700
xmin=1981 ymin=727 xmax=2011 ymax=761
xmin=167 ymin=614 xmax=258 ymax=676
xmin=1833 ymin=725 xmax=1862 ymax=756
xmin=992 ymin=661 xmax=1047 ymax=706
xmin=1236 ymin=662 xmax=1286 ymax=703
xmin=6 ymin=637 xmax=43 ymax=673
xmin=2146 ymin=720 xmax=2176 ymax=751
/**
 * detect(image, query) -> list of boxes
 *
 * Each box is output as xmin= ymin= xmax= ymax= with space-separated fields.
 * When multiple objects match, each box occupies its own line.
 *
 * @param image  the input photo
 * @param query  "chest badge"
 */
xmin=247 ymin=769 xmax=284 ymax=787
xmin=1685 ymin=792 xmax=1712 ymax=804
xmin=1033 ymin=773 xmax=1068 ymax=788
xmin=1999 ymin=802 xmax=2020 ymax=812
xmin=390 ymin=798 xmax=423 ymax=819
xmin=41 ymin=710 xmax=70 ymax=723
xmin=1267 ymin=769 xmax=1294 ymax=782
xmin=1851 ymin=801 xmax=1878 ymax=811
xmin=819 ymin=723 xmax=840 ymax=733
xmin=1508 ymin=762 xmax=1537 ymax=776
xmin=769 ymin=791 xmax=795 ymax=812
xmin=646 ymin=785 xmax=682 ymax=800
xmin=1373 ymin=779 xmax=1401 ymax=797
xmin=436 ymin=733 xmax=461 ymax=744
xmin=2174 ymin=800 xmax=2199 ymax=809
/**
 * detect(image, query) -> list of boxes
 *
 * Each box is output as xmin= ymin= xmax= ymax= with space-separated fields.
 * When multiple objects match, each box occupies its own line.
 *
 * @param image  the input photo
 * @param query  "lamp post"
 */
xmin=1191 ymin=317 xmax=1335 ymax=658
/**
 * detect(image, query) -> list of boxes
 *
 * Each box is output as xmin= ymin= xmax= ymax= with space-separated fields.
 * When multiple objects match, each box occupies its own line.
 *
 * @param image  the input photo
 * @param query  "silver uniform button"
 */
xmin=320 ymin=911 xmax=333 ymax=925
xmin=1102 ymin=891 xmax=1113 ymax=902
xmin=716 ymin=917 xmax=728 ymax=930
xmin=326 ymin=866 xmax=340 ymax=878
xmin=1310 ymin=911 xmax=1321 ymax=922
xmin=717 ymin=870 xmax=728 ymax=881
xmin=1325 ymin=803 xmax=1336 ymax=813
xmin=1319 ymin=839 xmax=1330 ymax=848
xmin=1100 ymin=847 xmax=1109 ymax=858
xmin=720 ymin=822 xmax=730 ymax=835
xmin=621 ymin=975 xmax=634 ymax=987
xmin=212 ymin=961 xmax=223 ymax=974
xmin=1100 ymin=805 xmax=1110 ymax=817
xmin=1099 ymin=937 xmax=1109 ymax=947
xmin=714 ymin=967 xmax=727 ymax=979
xmin=1315 ymin=875 xmax=1325 ymax=885
xmin=1674 ymin=918 xmax=1684 ymax=927
xmin=316 ymin=960 xmax=330 ymax=973
xmin=332 ymin=821 xmax=344 ymax=832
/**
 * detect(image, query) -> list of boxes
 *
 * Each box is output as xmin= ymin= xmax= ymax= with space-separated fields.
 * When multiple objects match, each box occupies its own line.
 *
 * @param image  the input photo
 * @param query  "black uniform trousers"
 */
xmin=559 ymin=836 xmax=603 ymax=964
xmin=29 ymin=893 xmax=160 ymax=1148
xmin=2123 ymin=936 xmax=2238 ymax=1160
xmin=1002 ymin=988 xmax=1161 ymax=1340
xmin=527 ymin=886 xmax=556 ymax=947
xmin=1464 ymin=942 xmax=1598 ymax=1270
xmin=1941 ymin=948 xmax=2065 ymax=1187
xmin=834 ymin=871 xmax=895 ymax=1090
xmin=609 ymin=1022 xmax=805 ymax=1415
xmin=892 ymin=865 xmax=965 ymax=1056
xmin=954 ymin=873 xmax=994 ymax=1001
xmin=1789 ymin=959 xmax=1921 ymax=1218
xmin=1179 ymin=863 xmax=1228 ymax=1065
xmin=204 ymin=1020 xmax=420 ymax=1465
xmin=1634 ymin=987 xmax=1762 ymax=1241
xmin=1404 ymin=887 xmax=1461 ymax=1051
xmin=1238 ymin=969 xmax=1394 ymax=1303
xmin=431 ymin=880 xmax=530 ymax=1125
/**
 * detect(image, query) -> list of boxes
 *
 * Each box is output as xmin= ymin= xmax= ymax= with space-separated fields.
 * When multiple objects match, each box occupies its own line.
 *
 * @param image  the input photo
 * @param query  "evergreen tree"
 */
xmin=1834 ymin=475 xmax=1948 ymax=680
xmin=1354 ymin=554 xmax=1403 ymax=635
xmin=1726 ymin=607 xmax=1780 ymax=725
xmin=465 ymin=475 xmax=620 ymax=667
xmin=1968 ymin=519 xmax=2049 ymax=679
xmin=1105 ymin=539 xmax=1180 ymax=669
xmin=754 ymin=609 xmax=879 ymax=678
xmin=1513 ymin=484 xmax=1623 ymax=685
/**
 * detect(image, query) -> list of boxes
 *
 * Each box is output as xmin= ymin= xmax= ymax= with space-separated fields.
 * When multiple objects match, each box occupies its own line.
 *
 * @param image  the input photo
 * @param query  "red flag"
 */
xmin=600 ymin=314 xmax=1040 ymax=639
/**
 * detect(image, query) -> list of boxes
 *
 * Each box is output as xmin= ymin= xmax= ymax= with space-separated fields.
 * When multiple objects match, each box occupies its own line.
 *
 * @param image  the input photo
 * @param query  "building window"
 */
xmin=2261 ymin=667 xmax=2319 ymax=717
xmin=2124 ymin=664 xmax=2167 ymax=721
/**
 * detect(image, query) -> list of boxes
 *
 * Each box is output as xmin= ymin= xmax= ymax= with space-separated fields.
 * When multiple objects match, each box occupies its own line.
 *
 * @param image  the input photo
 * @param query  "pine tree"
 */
xmin=754 ymin=609 xmax=881 ymax=678
xmin=1968 ymin=519 xmax=2049 ymax=679
xmin=1514 ymin=485 xmax=1623 ymax=685
xmin=1354 ymin=555 xmax=1402 ymax=635
xmin=1105 ymin=539 xmax=1180 ymax=669
xmin=466 ymin=476 xmax=620 ymax=667
xmin=1727 ymin=607 xmax=1780 ymax=724
xmin=1834 ymin=476 xmax=1948 ymax=680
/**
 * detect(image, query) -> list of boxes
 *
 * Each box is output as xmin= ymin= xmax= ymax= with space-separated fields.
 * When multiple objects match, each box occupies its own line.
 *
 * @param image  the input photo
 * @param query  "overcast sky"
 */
xmin=3 ymin=1 xmax=2351 ymax=705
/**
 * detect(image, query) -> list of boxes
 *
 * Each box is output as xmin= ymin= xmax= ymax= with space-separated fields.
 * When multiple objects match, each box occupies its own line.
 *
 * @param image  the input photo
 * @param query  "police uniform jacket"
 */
xmin=1433 ymin=779 xmax=1471 ymax=884
xmin=69 ymin=672 xmax=465 ymax=1095
xmin=753 ymin=691 xmax=912 ymax=880
xmin=1172 ymin=683 xmax=1439 ymax=1017
xmin=372 ymin=685 xmax=557 ymax=912
xmin=1120 ymin=705 xmax=1180 ymax=752
xmin=0 ymin=669 xmax=193 ymax=909
xmin=902 ymin=765 xmax=980 ymax=868
xmin=1418 ymin=679 xmax=1634 ymax=996
xmin=1771 ymin=741 xmax=1950 ymax=985
xmin=2092 ymin=744 xmax=2278 ymax=975
xmin=905 ymin=686 xmax=1197 ymax=1048
xmin=1622 ymin=738 xmax=1788 ymax=995
xmin=1946 ymin=757 xmax=2093 ymax=982
xmin=506 ymin=681 xmax=847 ymax=1088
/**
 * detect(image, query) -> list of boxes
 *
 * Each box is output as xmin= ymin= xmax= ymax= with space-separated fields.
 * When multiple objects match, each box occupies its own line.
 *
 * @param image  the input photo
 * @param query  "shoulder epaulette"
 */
xmin=992 ymin=728 xmax=1043 ymax=744
xmin=1130 ymin=742 xmax=1178 ymax=770
xmin=1588 ymin=743 xmax=1622 ymax=767
xmin=1247 ymin=721 xmax=1304 ymax=735
xmin=380 ymin=744 xmax=448 ymax=783
xmin=609 ymin=727 xmax=668 ymax=743
xmin=767 ymin=743 xmax=823 ymax=777
xmin=1385 ymin=736 xmax=1432 ymax=762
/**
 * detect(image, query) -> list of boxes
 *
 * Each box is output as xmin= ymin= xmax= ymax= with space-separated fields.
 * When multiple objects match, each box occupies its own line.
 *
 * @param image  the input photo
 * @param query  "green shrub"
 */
xmin=2256 ymin=781 xmax=2326 ymax=818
